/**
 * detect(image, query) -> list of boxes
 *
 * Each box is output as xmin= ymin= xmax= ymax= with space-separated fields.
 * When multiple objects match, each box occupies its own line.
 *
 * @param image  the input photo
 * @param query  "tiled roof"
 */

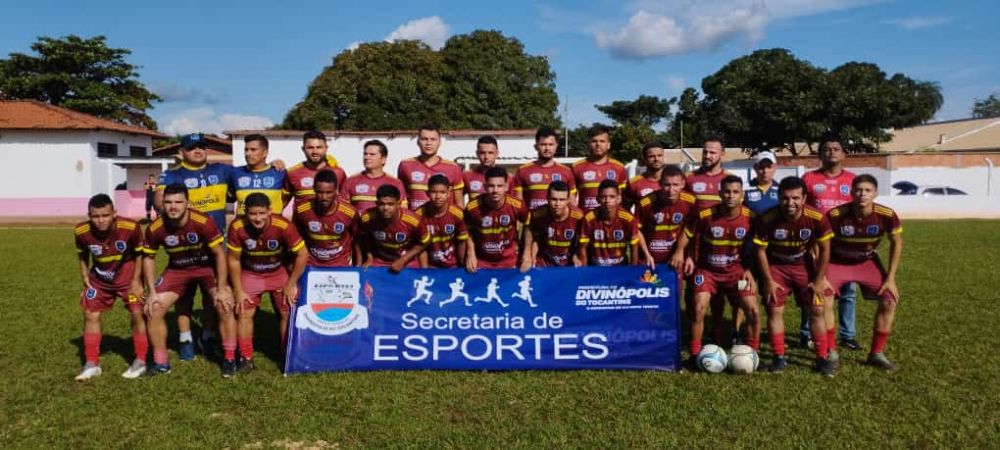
xmin=0 ymin=100 xmax=166 ymax=138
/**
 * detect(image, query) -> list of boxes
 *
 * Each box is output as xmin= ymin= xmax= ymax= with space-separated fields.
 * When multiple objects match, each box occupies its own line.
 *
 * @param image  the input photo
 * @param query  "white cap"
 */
xmin=751 ymin=151 xmax=776 ymax=166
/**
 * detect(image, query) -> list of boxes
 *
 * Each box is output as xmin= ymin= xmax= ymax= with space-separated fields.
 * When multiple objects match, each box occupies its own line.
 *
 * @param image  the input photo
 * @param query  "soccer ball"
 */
xmin=729 ymin=344 xmax=759 ymax=374
xmin=696 ymin=344 xmax=728 ymax=373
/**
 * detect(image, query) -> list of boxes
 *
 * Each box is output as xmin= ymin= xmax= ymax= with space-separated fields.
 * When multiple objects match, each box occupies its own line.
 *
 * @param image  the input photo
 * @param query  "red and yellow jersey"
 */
xmin=512 ymin=161 xmax=576 ymax=210
xmin=827 ymin=203 xmax=902 ymax=264
xmin=416 ymin=204 xmax=469 ymax=268
xmin=635 ymin=192 xmax=697 ymax=263
xmin=580 ymin=208 xmax=640 ymax=266
xmin=397 ymin=157 xmax=464 ymax=210
xmin=625 ymin=174 xmax=661 ymax=207
xmin=803 ymin=169 xmax=856 ymax=214
xmin=685 ymin=169 xmax=730 ymax=210
xmin=528 ymin=206 xmax=585 ymax=267
xmin=753 ymin=206 xmax=833 ymax=265
xmin=143 ymin=209 xmax=223 ymax=269
xmin=572 ymin=158 xmax=628 ymax=211
xmin=358 ymin=209 xmax=430 ymax=264
xmin=293 ymin=200 xmax=358 ymax=267
xmin=339 ymin=172 xmax=407 ymax=212
xmin=465 ymin=195 xmax=529 ymax=266
xmin=227 ymin=215 xmax=304 ymax=273
xmin=685 ymin=206 xmax=753 ymax=273
xmin=75 ymin=217 xmax=143 ymax=284
xmin=462 ymin=166 xmax=515 ymax=200
xmin=283 ymin=162 xmax=348 ymax=209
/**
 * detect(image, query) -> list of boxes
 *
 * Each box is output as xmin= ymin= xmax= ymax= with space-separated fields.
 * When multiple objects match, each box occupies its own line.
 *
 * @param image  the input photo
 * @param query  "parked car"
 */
xmin=892 ymin=181 xmax=968 ymax=196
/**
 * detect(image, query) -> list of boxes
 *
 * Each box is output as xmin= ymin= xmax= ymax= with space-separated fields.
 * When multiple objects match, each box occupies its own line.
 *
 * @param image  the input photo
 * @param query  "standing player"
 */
xmin=520 ymin=180 xmax=584 ymax=270
xmin=356 ymin=185 xmax=430 ymax=272
xmin=513 ymin=127 xmax=577 ymax=210
xmin=73 ymin=194 xmax=148 ymax=381
xmin=416 ymin=175 xmax=469 ymax=268
xmin=340 ymin=139 xmax=407 ymax=212
xmin=753 ymin=177 xmax=836 ymax=375
xmin=464 ymin=167 xmax=529 ymax=272
xmin=293 ymin=170 xmax=360 ymax=267
xmin=284 ymin=130 xmax=348 ymax=209
xmin=572 ymin=125 xmax=627 ymax=211
xmin=686 ymin=136 xmax=730 ymax=210
xmin=577 ymin=180 xmax=650 ymax=267
xmin=636 ymin=165 xmax=696 ymax=267
xmin=624 ymin=142 xmax=667 ymax=210
xmin=744 ymin=151 xmax=779 ymax=216
xmin=397 ymin=124 xmax=465 ymax=210
xmin=231 ymin=134 xmax=286 ymax=214
xmin=823 ymin=175 xmax=904 ymax=371
xmin=226 ymin=193 xmax=308 ymax=376
xmin=803 ymin=134 xmax=860 ymax=350
xmin=143 ymin=184 xmax=232 ymax=375
xmin=673 ymin=175 xmax=759 ymax=366
xmin=463 ymin=135 xmax=512 ymax=200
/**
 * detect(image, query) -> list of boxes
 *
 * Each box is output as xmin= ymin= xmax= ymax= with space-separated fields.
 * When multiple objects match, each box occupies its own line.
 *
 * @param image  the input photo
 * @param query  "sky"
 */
xmin=1 ymin=0 xmax=997 ymax=135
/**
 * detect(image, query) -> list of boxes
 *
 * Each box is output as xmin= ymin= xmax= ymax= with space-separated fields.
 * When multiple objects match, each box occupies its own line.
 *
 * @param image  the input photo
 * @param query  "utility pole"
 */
xmin=563 ymin=95 xmax=570 ymax=157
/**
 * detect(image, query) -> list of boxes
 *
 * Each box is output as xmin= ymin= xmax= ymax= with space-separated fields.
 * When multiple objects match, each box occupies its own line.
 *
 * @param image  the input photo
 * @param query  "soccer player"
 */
xmin=753 ymin=177 xmax=836 ymax=375
xmin=513 ymin=127 xmax=577 ymax=210
xmin=464 ymin=167 xmax=529 ymax=272
xmin=340 ymin=139 xmax=407 ymax=212
xmin=673 ymin=175 xmax=760 ymax=366
xmin=416 ymin=174 xmax=469 ymax=268
xmin=624 ymin=142 xmax=667 ymax=210
xmin=397 ymin=124 xmax=465 ymax=209
xmin=577 ymin=180 xmax=651 ymax=267
xmin=284 ymin=130 xmax=348 ymax=209
xmin=686 ymin=136 xmax=729 ymax=211
xmin=463 ymin=135 xmax=512 ymax=200
xmin=143 ymin=174 xmax=157 ymax=222
xmin=803 ymin=133 xmax=860 ymax=350
xmin=572 ymin=124 xmax=627 ymax=211
xmin=142 ymin=184 xmax=232 ymax=375
xmin=636 ymin=165 xmax=696 ymax=266
xmin=293 ymin=170 xmax=360 ymax=267
xmin=231 ymin=134 xmax=286 ymax=214
xmin=521 ymin=180 xmax=584 ymax=270
xmin=226 ymin=193 xmax=308 ymax=377
xmin=154 ymin=132 xmax=231 ymax=360
xmin=744 ymin=151 xmax=779 ymax=216
xmin=823 ymin=174 xmax=904 ymax=371
xmin=356 ymin=185 xmax=430 ymax=272
xmin=73 ymin=194 xmax=148 ymax=381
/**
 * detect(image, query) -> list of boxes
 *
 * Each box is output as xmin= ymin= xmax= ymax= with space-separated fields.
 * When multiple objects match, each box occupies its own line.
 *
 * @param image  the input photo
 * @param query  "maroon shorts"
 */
xmin=370 ymin=257 xmax=420 ymax=269
xmin=826 ymin=259 xmax=893 ymax=302
xmin=692 ymin=268 xmax=753 ymax=298
xmin=477 ymin=257 xmax=517 ymax=270
xmin=767 ymin=264 xmax=816 ymax=308
xmin=241 ymin=270 xmax=290 ymax=312
xmin=80 ymin=278 xmax=142 ymax=313
xmin=156 ymin=266 xmax=216 ymax=298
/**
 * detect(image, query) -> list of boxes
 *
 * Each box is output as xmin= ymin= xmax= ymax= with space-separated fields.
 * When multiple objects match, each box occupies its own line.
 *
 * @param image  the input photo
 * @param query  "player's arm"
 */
xmin=452 ymin=189 xmax=465 ymax=209
xmin=227 ymin=249 xmax=246 ymax=314
xmin=128 ymin=254 xmax=145 ymax=301
xmin=210 ymin=242 xmax=233 ymax=308
xmin=635 ymin=233 xmax=655 ymax=270
xmin=354 ymin=237 xmax=370 ymax=268
xmin=284 ymin=244 xmax=309 ymax=306
xmin=755 ymin=245 xmax=777 ymax=304
xmin=519 ymin=227 xmax=535 ymax=273
xmin=141 ymin=251 xmax=162 ymax=316
xmin=670 ymin=230 xmax=691 ymax=275
xmin=391 ymin=242 xmax=426 ymax=273
xmin=879 ymin=233 xmax=903 ymax=303
xmin=465 ymin=236 xmax=478 ymax=274
xmin=418 ymin=250 xmax=429 ymax=269
xmin=811 ymin=237 xmax=832 ymax=294
xmin=77 ymin=252 xmax=93 ymax=290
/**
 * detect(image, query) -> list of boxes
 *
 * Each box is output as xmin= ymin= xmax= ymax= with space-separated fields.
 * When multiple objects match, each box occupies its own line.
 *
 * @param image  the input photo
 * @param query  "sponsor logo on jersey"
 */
xmin=841 ymin=225 xmax=855 ymax=236
xmin=654 ymin=212 xmax=665 ymax=224
xmin=184 ymin=178 xmax=199 ymax=189
xmin=308 ymin=221 xmax=322 ymax=232
xmin=470 ymin=180 xmax=482 ymax=191
xmin=747 ymin=191 xmax=761 ymax=201
xmin=267 ymin=239 xmax=280 ymax=250
xmin=115 ymin=240 xmax=127 ymax=252
xmin=594 ymin=229 xmax=605 ymax=240
xmin=302 ymin=177 xmax=314 ymax=188
xmin=499 ymin=215 xmax=511 ymax=226
xmin=529 ymin=173 xmax=543 ymax=183
xmin=866 ymin=225 xmax=879 ymax=235
xmin=552 ymin=174 xmax=562 ymax=181
xmin=799 ymin=229 xmax=812 ymax=240
xmin=482 ymin=216 xmax=493 ymax=227
xmin=735 ymin=227 xmax=746 ymax=239
xmin=547 ymin=227 xmax=555 ymax=238
xmin=89 ymin=245 xmax=102 ymax=256
xmin=246 ymin=239 xmax=257 ymax=250
xmin=186 ymin=232 xmax=199 ymax=244
xmin=640 ymin=188 xmax=654 ymax=197
xmin=692 ymin=182 xmax=706 ymax=193
xmin=165 ymin=235 xmax=180 ymax=246
xmin=374 ymin=231 xmax=387 ymax=241
xmin=356 ymin=184 xmax=369 ymax=193
xmin=395 ymin=232 xmax=407 ymax=243
xmin=412 ymin=171 xmax=425 ymax=182
xmin=238 ymin=176 xmax=251 ymax=188
xmin=584 ymin=171 xmax=596 ymax=181
xmin=813 ymin=184 xmax=826 ymax=193
xmin=711 ymin=226 xmax=724 ymax=238
xmin=613 ymin=229 xmax=624 ymax=241
xmin=334 ymin=222 xmax=345 ymax=233
xmin=775 ymin=229 xmax=788 ymax=240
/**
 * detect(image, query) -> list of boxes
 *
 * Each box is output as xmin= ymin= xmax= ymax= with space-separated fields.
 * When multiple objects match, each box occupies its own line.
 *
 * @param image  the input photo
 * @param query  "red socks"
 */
xmin=745 ymin=336 xmax=760 ymax=351
xmin=83 ymin=332 xmax=101 ymax=365
xmin=239 ymin=337 xmax=254 ymax=360
xmin=769 ymin=333 xmax=784 ymax=356
xmin=223 ymin=339 xmax=237 ymax=361
xmin=872 ymin=330 xmax=891 ymax=354
xmin=826 ymin=328 xmax=837 ymax=353
xmin=690 ymin=339 xmax=703 ymax=356
xmin=132 ymin=332 xmax=148 ymax=363
xmin=814 ymin=332 xmax=829 ymax=359
xmin=153 ymin=348 xmax=169 ymax=365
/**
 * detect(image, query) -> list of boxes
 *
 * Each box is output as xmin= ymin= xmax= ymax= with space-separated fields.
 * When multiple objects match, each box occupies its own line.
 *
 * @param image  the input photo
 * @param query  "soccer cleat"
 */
xmin=866 ymin=352 xmax=899 ymax=371
xmin=682 ymin=356 xmax=699 ymax=373
xmin=121 ymin=359 xmax=147 ymax=379
xmin=237 ymin=358 xmax=255 ymax=374
xmin=767 ymin=356 xmax=787 ymax=373
xmin=840 ymin=338 xmax=862 ymax=351
xmin=815 ymin=357 xmax=837 ymax=378
xmin=74 ymin=362 xmax=102 ymax=381
xmin=179 ymin=341 xmax=196 ymax=361
xmin=221 ymin=359 xmax=238 ymax=378
xmin=200 ymin=336 xmax=218 ymax=359
xmin=147 ymin=363 xmax=171 ymax=376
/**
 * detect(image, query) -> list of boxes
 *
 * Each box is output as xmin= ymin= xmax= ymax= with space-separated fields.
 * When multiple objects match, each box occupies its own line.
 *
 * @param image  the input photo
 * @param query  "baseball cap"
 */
xmin=181 ymin=133 xmax=206 ymax=150
xmin=751 ymin=151 xmax=776 ymax=166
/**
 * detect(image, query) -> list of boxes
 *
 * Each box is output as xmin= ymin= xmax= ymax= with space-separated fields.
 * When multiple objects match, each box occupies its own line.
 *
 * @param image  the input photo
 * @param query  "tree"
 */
xmin=0 ymin=35 xmax=160 ymax=129
xmin=665 ymin=88 xmax=711 ymax=149
xmin=972 ymin=94 xmax=1000 ymax=118
xmin=595 ymin=95 xmax=673 ymax=128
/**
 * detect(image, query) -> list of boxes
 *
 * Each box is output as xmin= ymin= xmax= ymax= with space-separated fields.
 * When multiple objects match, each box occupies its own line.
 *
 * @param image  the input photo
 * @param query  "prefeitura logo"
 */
xmin=296 ymin=271 xmax=369 ymax=335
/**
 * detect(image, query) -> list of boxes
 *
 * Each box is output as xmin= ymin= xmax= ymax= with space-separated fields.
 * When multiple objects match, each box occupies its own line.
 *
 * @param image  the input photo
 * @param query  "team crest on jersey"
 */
xmin=482 ymin=216 xmax=493 ymax=227
xmin=842 ymin=225 xmax=855 ymax=236
xmin=246 ymin=239 xmax=257 ymax=250
xmin=735 ymin=228 xmax=747 ymax=239
xmin=444 ymin=224 xmax=455 ymax=234
xmin=840 ymin=184 xmax=851 ymax=195
xmin=184 ymin=178 xmax=199 ymax=189
xmin=711 ymin=226 xmax=724 ymax=238
xmin=775 ymin=229 xmax=788 ymax=239
xmin=813 ymin=184 xmax=827 ymax=193
xmin=692 ymin=182 xmax=706 ymax=193
xmin=866 ymin=225 xmax=880 ymax=235
xmin=530 ymin=173 xmax=543 ymax=183
xmin=238 ymin=176 xmax=251 ymax=188
xmin=613 ymin=229 xmax=624 ymax=241
xmin=672 ymin=212 xmax=684 ymax=224
xmin=552 ymin=174 xmax=562 ymax=181
xmin=800 ymin=229 xmax=812 ymax=240
xmin=564 ymin=229 xmax=575 ymax=240
xmin=115 ymin=240 xmax=127 ymax=252
xmin=654 ymin=212 xmax=665 ymax=223
xmin=747 ymin=191 xmax=761 ymax=201
xmin=594 ymin=229 xmax=605 ymax=240
xmin=606 ymin=170 xmax=616 ymax=180
xmin=584 ymin=171 xmax=596 ymax=181
xmin=694 ymin=274 xmax=704 ymax=286
xmin=267 ymin=239 xmax=280 ymax=250
xmin=165 ymin=235 xmax=180 ymax=246
xmin=208 ymin=175 xmax=220 ymax=184
xmin=263 ymin=176 xmax=275 ymax=187
xmin=394 ymin=232 xmax=406 ymax=243
xmin=412 ymin=171 xmax=425 ymax=182
xmin=302 ymin=177 xmax=314 ymax=188
xmin=334 ymin=222 xmax=345 ymax=233
xmin=357 ymin=184 xmax=369 ymax=193
xmin=499 ymin=215 xmax=511 ymax=226
xmin=186 ymin=232 xmax=199 ymax=243
xmin=374 ymin=231 xmax=386 ymax=241
xmin=89 ymin=245 xmax=103 ymax=256
xmin=308 ymin=221 xmax=322 ymax=232
xmin=85 ymin=288 xmax=97 ymax=300
xmin=470 ymin=181 xmax=482 ymax=191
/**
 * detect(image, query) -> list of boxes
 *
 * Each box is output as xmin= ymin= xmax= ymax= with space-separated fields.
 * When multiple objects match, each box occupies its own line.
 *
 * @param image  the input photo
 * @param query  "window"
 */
xmin=97 ymin=142 xmax=118 ymax=158
xmin=129 ymin=146 xmax=147 ymax=157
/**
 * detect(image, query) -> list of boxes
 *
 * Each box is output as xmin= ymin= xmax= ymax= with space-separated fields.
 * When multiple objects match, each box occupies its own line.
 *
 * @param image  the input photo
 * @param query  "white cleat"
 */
xmin=74 ymin=362 xmax=102 ymax=381
xmin=121 ymin=359 xmax=147 ymax=379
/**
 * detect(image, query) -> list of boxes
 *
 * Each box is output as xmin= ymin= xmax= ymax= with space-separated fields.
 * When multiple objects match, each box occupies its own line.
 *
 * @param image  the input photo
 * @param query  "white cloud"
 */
xmin=385 ymin=16 xmax=450 ymax=50
xmin=345 ymin=41 xmax=362 ymax=51
xmin=886 ymin=16 xmax=953 ymax=30
xmin=163 ymin=107 xmax=274 ymax=136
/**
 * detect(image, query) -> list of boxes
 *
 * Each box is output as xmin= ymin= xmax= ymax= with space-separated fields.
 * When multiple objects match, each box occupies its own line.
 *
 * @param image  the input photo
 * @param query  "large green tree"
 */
xmin=593 ymin=95 xmax=674 ymax=161
xmin=972 ymin=93 xmax=1000 ymax=118
xmin=0 ymin=35 xmax=160 ymax=129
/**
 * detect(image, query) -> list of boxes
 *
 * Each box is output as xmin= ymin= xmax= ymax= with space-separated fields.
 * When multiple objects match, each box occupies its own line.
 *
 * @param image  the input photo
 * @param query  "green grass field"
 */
xmin=1 ymin=221 xmax=999 ymax=448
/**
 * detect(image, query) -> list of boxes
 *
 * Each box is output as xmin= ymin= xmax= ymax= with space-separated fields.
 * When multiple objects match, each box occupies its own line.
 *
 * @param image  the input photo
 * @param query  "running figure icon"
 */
xmin=511 ymin=275 xmax=537 ymax=307
xmin=407 ymin=275 xmax=435 ymax=307
xmin=439 ymin=278 xmax=472 ymax=307
xmin=474 ymin=277 xmax=509 ymax=307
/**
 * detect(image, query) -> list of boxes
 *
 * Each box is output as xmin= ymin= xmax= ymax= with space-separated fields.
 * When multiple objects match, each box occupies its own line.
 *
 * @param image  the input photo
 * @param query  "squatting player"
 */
xmin=357 ymin=185 xmax=430 ymax=272
xmin=577 ymin=180 xmax=651 ymax=267
xmin=635 ymin=165 xmax=696 ymax=268
xmin=416 ymin=175 xmax=469 ymax=269
xmin=293 ymin=170 xmax=360 ymax=267
xmin=397 ymin=124 xmax=464 ymax=209
xmin=572 ymin=124 xmax=627 ymax=211
xmin=520 ymin=180 xmax=584 ymax=270
xmin=464 ymin=166 xmax=529 ymax=272
xmin=512 ymin=127 xmax=576 ymax=210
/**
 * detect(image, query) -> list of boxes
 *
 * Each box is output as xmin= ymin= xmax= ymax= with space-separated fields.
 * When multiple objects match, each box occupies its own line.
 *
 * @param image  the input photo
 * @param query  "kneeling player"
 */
xmin=465 ymin=167 xmax=529 ymax=272
xmin=73 ymin=194 xmax=148 ymax=380
xmin=357 ymin=185 xmax=430 ymax=272
xmin=417 ymin=175 xmax=469 ymax=268
xmin=824 ymin=174 xmax=904 ymax=371
xmin=521 ymin=180 xmax=584 ymax=269
xmin=754 ymin=177 xmax=836 ymax=375
xmin=226 ymin=193 xmax=308 ymax=376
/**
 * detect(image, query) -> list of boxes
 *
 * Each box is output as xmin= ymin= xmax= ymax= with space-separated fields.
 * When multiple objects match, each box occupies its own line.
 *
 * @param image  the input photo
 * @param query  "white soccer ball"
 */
xmin=697 ymin=344 xmax=728 ymax=373
xmin=729 ymin=344 xmax=759 ymax=374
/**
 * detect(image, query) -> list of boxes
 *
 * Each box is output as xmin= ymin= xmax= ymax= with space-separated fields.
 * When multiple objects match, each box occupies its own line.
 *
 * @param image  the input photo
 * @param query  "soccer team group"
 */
xmin=73 ymin=124 xmax=903 ymax=380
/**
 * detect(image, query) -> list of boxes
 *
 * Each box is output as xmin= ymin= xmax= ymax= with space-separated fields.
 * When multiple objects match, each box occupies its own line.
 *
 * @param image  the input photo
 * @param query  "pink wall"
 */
xmin=0 ymin=191 xmax=150 ymax=220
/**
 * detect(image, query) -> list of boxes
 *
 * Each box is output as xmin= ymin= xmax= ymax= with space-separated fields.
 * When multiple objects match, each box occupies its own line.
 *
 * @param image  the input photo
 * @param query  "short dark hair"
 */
xmin=477 ymin=135 xmax=498 ymax=147
xmin=244 ymin=192 xmax=271 ymax=210
xmin=720 ymin=175 xmax=743 ymax=190
xmin=819 ymin=132 xmax=843 ymax=152
xmin=778 ymin=176 xmax=806 ymax=194
xmin=484 ymin=166 xmax=508 ymax=182
xmin=660 ymin=165 xmax=685 ymax=186
xmin=704 ymin=135 xmax=725 ymax=148
xmin=427 ymin=174 xmax=451 ymax=189
xmin=642 ymin=142 xmax=664 ymax=157
xmin=535 ymin=127 xmax=558 ymax=142
xmin=303 ymin=130 xmax=327 ymax=143
xmin=598 ymin=179 xmax=619 ymax=193
xmin=363 ymin=139 xmax=388 ymax=157
xmin=853 ymin=174 xmax=878 ymax=189
xmin=547 ymin=180 xmax=570 ymax=196
xmin=588 ymin=124 xmax=612 ymax=139
xmin=314 ymin=169 xmax=339 ymax=188
xmin=88 ymin=194 xmax=114 ymax=210
xmin=417 ymin=123 xmax=440 ymax=135
xmin=163 ymin=183 xmax=189 ymax=199
xmin=244 ymin=134 xmax=269 ymax=149
xmin=376 ymin=184 xmax=401 ymax=200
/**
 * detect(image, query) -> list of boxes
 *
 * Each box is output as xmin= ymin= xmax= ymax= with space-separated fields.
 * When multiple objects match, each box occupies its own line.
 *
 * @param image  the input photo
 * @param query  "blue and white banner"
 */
xmin=285 ymin=265 xmax=681 ymax=373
